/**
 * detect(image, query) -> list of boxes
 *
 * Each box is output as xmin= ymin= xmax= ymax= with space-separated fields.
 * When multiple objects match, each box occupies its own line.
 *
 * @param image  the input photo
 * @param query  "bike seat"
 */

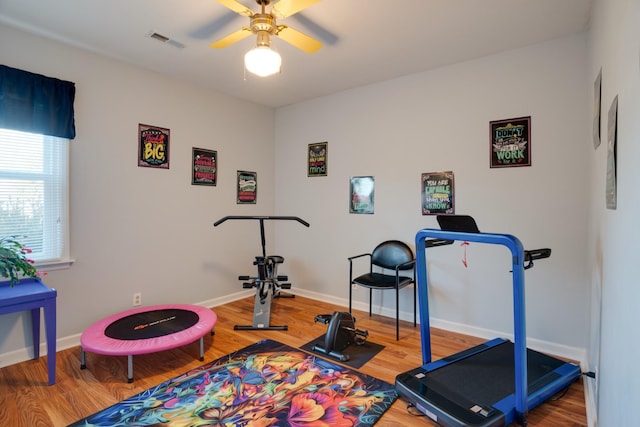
xmin=267 ymin=255 xmax=284 ymax=264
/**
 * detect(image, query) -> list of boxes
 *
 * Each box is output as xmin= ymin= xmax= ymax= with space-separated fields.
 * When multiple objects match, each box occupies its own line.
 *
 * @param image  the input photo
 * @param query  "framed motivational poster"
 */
xmin=349 ymin=176 xmax=374 ymax=214
xmin=422 ymin=171 xmax=455 ymax=215
xmin=237 ymin=170 xmax=257 ymax=204
xmin=308 ymin=142 xmax=327 ymax=176
xmin=593 ymin=68 xmax=603 ymax=149
xmin=192 ymin=148 xmax=217 ymax=186
xmin=606 ymin=95 xmax=618 ymax=210
xmin=138 ymin=124 xmax=170 ymax=169
xmin=489 ymin=116 xmax=531 ymax=168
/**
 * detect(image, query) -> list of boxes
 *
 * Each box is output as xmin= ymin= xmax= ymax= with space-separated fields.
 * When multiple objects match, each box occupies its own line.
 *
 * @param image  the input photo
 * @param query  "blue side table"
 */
xmin=0 ymin=278 xmax=57 ymax=385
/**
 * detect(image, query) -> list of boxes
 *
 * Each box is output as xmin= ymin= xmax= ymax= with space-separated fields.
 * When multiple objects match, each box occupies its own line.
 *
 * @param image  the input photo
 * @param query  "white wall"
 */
xmin=275 ymin=34 xmax=591 ymax=359
xmin=0 ymin=24 xmax=275 ymax=362
xmin=587 ymin=0 xmax=640 ymax=425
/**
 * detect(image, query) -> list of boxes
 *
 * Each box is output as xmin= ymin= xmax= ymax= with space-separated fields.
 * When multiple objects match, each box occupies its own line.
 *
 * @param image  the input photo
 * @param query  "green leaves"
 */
xmin=0 ymin=236 xmax=39 ymax=286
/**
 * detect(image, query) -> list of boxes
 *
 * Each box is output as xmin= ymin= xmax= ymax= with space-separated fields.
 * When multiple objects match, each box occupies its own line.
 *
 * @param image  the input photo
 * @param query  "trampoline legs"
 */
xmin=81 ymin=349 xmax=134 ymax=382
xmin=127 ymin=355 xmax=133 ymax=383
xmin=81 ymin=337 xmax=209 ymax=383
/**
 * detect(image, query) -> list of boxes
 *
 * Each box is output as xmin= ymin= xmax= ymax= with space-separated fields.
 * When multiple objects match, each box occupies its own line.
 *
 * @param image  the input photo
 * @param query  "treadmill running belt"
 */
xmin=423 ymin=341 xmax=564 ymax=407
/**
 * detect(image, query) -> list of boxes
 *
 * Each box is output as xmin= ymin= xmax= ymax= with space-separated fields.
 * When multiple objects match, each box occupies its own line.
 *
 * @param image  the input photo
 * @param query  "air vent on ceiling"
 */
xmin=147 ymin=31 xmax=186 ymax=49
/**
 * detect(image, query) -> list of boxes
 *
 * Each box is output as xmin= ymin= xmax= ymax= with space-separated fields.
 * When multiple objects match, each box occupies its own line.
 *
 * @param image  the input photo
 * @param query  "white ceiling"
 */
xmin=0 ymin=0 xmax=593 ymax=108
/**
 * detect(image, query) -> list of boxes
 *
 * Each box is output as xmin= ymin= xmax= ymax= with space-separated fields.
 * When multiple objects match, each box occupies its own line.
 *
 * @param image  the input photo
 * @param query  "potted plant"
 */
xmin=0 ymin=235 xmax=39 ymax=286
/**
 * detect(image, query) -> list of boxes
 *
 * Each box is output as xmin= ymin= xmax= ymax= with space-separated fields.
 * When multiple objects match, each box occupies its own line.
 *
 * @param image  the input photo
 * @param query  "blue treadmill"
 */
xmin=395 ymin=215 xmax=580 ymax=427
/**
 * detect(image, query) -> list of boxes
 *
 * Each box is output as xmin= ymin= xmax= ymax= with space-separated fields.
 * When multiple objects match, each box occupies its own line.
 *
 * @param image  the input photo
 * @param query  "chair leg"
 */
xmin=396 ymin=286 xmax=400 ymax=340
xmin=349 ymin=281 xmax=353 ymax=313
xmin=369 ymin=288 xmax=372 ymax=317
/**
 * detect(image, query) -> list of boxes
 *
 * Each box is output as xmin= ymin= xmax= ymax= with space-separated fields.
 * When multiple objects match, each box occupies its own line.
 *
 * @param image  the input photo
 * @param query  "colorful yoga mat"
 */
xmin=69 ymin=339 xmax=397 ymax=426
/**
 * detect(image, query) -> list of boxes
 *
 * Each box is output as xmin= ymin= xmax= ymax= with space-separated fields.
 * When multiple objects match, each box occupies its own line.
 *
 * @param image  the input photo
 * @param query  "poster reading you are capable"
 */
xmin=422 ymin=171 xmax=454 ymax=215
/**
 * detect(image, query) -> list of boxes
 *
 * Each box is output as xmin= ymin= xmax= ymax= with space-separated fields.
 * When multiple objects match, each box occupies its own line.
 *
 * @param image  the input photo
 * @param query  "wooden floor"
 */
xmin=0 ymin=295 xmax=587 ymax=426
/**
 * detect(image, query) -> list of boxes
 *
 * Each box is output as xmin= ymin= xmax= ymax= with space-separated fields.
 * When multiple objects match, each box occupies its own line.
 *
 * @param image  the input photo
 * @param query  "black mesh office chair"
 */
xmin=348 ymin=240 xmax=416 ymax=340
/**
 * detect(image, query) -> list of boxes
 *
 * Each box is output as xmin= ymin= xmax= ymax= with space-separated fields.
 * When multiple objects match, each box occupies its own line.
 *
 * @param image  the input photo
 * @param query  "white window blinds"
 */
xmin=0 ymin=128 xmax=69 ymax=263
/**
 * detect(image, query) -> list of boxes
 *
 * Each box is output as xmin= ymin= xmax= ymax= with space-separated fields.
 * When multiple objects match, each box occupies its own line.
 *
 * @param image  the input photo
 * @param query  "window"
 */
xmin=0 ymin=128 xmax=69 ymax=264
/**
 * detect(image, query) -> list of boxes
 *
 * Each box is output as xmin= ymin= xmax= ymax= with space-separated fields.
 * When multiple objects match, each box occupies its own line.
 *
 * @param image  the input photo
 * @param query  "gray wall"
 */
xmin=0 ymin=24 xmax=275 ymax=361
xmin=274 ymin=34 xmax=590 ymax=361
xmin=587 ymin=0 xmax=640 ymax=425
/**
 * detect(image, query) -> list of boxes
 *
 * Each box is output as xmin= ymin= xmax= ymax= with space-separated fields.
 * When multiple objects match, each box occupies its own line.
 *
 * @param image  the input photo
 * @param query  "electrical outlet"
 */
xmin=133 ymin=292 xmax=142 ymax=306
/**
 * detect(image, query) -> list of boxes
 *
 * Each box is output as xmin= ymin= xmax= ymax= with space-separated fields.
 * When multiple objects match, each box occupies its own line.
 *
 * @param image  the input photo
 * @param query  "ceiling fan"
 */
xmin=210 ymin=0 xmax=323 ymax=76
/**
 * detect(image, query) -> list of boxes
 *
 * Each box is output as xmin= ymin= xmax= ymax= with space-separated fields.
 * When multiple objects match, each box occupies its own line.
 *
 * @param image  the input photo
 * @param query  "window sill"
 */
xmin=36 ymin=258 xmax=75 ymax=272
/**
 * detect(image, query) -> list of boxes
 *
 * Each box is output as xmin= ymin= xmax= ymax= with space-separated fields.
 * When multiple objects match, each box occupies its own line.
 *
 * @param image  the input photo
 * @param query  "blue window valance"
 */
xmin=0 ymin=65 xmax=76 ymax=139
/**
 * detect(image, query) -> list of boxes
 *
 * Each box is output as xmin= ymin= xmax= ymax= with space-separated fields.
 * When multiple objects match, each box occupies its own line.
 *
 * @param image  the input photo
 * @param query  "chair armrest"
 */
xmin=349 ymin=253 xmax=373 ymax=282
xmin=348 ymin=253 xmax=371 ymax=262
xmin=394 ymin=259 xmax=416 ymax=271
xmin=393 ymin=259 xmax=416 ymax=281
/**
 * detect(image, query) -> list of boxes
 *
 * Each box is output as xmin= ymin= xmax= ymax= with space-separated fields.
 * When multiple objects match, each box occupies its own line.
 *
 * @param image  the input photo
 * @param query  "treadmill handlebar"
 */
xmin=423 ymin=230 xmax=551 ymax=270
xmin=424 ymin=238 xmax=454 ymax=248
xmin=213 ymin=215 xmax=310 ymax=227
xmin=524 ymin=248 xmax=551 ymax=270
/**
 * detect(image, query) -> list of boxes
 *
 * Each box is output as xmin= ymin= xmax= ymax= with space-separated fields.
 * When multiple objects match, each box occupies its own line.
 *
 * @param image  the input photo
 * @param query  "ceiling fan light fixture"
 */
xmin=244 ymin=46 xmax=282 ymax=77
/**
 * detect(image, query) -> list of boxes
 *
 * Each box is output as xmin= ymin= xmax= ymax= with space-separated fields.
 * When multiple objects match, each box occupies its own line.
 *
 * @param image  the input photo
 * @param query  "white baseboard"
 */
xmin=584 ymin=373 xmax=598 ymax=427
xmin=429 ymin=317 xmax=587 ymax=365
xmin=196 ymin=289 xmax=254 ymax=310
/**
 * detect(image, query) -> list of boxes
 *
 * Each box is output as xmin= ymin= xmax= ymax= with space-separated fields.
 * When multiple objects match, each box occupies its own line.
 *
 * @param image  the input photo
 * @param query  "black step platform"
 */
xmin=396 ymin=338 xmax=580 ymax=427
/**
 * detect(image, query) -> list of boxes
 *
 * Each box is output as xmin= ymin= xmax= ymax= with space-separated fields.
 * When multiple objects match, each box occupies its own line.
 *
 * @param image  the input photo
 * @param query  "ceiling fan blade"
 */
xmin=271 ymin=0 xmax=321 ymax=19
xmin=209 ymin=27 xmax=253 ymax=48
xmin=216 ymin=0 xmax=254 ymax=17
xmin=276 ymin=25 xmax=322 ymax=53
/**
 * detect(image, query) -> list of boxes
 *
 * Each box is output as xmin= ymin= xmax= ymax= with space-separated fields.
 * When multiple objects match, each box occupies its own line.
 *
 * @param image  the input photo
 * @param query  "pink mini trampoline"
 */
xmin=80 ymin=304 xmax=217 ymax=382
